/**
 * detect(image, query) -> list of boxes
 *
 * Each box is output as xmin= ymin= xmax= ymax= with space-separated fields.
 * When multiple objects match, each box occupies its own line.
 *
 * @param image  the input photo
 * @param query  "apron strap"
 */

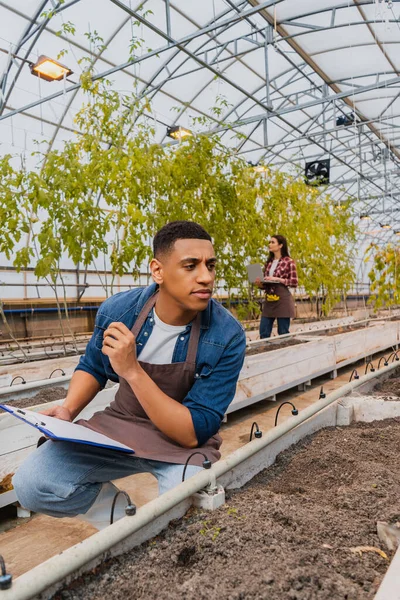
xmin=185 ymin=312 xmax=201 ymax=368
xmin=132 ymin=290 xmax=202 ymax=368
xmin=132 ymin=292 xmax=159 ymax=338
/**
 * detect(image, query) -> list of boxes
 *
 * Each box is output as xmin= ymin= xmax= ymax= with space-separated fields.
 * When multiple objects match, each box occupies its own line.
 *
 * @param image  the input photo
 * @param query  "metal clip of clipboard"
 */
xmin=15 ymin=408 xmax=46 ymax=427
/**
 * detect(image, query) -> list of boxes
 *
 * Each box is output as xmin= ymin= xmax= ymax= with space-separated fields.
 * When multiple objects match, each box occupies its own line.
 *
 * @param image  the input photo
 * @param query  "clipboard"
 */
xmin=0 ymin=404 xmax=134 ymax=454
xmin=246 ymin=263 xmax=264 ymax=284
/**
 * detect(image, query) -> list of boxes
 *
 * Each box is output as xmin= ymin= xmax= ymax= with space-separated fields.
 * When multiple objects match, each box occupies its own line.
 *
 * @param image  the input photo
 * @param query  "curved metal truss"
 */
xmin=1 ymin=0 xmax=400 ymax=251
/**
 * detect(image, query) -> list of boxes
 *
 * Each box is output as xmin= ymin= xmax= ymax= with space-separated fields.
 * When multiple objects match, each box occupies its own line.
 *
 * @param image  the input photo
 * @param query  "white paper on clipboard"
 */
xmin=0 ymin=404 xmax=134 ymax=454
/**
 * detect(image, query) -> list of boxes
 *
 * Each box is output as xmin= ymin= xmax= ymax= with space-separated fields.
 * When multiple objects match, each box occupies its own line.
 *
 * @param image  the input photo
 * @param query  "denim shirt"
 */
xmin=76 ymin=283 xmax=246 ymax=446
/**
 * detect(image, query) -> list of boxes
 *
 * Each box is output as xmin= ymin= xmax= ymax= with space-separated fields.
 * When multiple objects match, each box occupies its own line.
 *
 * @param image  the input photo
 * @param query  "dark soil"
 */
xmin=304 ymin=323 xmax=370 ymax=337
xmin=373 ymin=375 xmax=400 ymax=399
xmin=56 ymin=418 xmax=400 ymax=600
xmin=246 ymin=338 xmax=306 ymax=356
xmin=4 ymin=386 xmax=67 ymax=409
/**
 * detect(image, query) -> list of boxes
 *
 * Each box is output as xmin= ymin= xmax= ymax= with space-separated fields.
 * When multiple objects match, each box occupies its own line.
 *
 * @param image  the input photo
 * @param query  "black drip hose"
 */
xmin=182 ymin=452 xmax=211 ymax=482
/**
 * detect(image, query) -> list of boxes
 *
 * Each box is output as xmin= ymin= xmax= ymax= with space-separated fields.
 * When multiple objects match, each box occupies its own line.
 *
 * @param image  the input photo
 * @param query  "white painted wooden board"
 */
xmin=334 ymin=323 xmax=398 ymax=365
xmin=0 ymin=386 xmax=118 ymax=481
xmin=233 ymin=338 xmax=335 ymax=405
xmin=0 ymin=489 xmax=17 ymax=509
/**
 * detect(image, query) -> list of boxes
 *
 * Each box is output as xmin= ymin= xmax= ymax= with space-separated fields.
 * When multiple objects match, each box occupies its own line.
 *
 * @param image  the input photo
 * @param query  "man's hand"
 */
xmin=101 ymin=322 xmax=139 ymax=379
xmin=39 ymin=405 xmax=72 ymax=421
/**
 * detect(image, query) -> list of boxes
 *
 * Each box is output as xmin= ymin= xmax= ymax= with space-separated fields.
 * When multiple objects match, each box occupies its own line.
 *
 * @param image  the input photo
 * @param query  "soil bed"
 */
xmin=57 ymin=418 xmax=400 ymax=600
xmin=304 ymin=323 xmax=372 ymax=337
xmin=372 ymin=373 xmax=400 ymax=399
xmin=246 ymin=338 xmax=306 ymax=356
xmin=2 ymin=380 xmax=117 ymax=410
xmin=2 ymin=386 xmax=67 ymax=410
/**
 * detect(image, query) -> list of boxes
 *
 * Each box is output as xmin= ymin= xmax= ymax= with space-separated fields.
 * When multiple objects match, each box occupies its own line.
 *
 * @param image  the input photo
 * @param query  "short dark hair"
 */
xmin=153 ymin=221 xmax=212 ymax=258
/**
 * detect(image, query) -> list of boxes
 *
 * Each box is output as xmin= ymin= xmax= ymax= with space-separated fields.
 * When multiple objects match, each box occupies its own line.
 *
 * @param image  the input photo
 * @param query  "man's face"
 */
xmin=151 ymin=238 xmax=216 ymax=311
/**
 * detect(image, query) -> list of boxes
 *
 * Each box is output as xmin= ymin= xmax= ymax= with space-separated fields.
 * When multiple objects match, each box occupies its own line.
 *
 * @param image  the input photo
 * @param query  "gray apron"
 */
xmin=78 ymin=292 xmax=222 ymax=466
xmin=262 ymin=283 xmax=296 ymax=318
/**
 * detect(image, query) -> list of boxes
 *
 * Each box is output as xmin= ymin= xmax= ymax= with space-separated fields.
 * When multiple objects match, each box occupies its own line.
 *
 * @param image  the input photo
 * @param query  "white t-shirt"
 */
xmin=269 ymin=259 xmax=280 ymax=277
xmin=138 ymin=310 xmax=187 ymax=365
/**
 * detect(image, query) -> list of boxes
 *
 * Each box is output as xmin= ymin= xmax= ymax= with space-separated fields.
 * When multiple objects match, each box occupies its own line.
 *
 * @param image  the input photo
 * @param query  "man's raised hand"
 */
xmin=102 ymin=322 xmax=139 ymax=379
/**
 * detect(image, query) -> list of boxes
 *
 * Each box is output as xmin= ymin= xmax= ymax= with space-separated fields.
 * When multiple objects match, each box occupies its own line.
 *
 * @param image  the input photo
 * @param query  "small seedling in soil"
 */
xmin=225 ymin=505 xmax=245 ymax=520
xmin=199 ymin=520 xmax=222 ymax=541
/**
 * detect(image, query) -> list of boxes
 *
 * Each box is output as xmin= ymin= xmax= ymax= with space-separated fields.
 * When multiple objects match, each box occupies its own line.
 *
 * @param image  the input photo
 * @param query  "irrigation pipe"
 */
xmin=3 ymin=360 xmax=400 ymax=600
xmin=0 ymin=376 xmax=71 ymax=400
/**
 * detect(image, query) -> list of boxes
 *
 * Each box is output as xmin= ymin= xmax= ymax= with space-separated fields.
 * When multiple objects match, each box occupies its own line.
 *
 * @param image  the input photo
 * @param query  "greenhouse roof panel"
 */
xmin=0 ymin=0 xmax=400 ymax=228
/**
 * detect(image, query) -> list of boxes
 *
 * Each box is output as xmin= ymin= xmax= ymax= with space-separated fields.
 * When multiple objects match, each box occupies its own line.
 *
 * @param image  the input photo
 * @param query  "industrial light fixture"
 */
xmin=380 ymin=223 xmax=392 ymax=230
xmin=166 ymin=126 xmax=193 ymax=140
xmin=30 ymin=55 xmax=73 ymax=82
xmin=395 ymin=230 xmax=400 ymax=236
xmin=360 ymin=214 xmax=371 ymax=220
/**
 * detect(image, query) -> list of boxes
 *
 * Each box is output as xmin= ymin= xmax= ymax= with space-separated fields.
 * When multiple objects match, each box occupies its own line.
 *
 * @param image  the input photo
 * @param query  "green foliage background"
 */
xmin=366 ymin=243 xmax=400 ymax=309
xmin=0 ymin=78 xmax=357 ymax=316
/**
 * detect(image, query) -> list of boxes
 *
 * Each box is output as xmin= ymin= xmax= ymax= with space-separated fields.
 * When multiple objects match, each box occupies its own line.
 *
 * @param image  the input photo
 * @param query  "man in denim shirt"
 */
xmin=14 ymin=221 xmax=246 ymax=529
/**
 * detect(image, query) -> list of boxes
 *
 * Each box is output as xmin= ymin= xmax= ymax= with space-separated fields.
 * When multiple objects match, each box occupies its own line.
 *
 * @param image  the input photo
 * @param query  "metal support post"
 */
xmin=165 ymin=0 xmax=171 ymax=45
xmin=264 ymin=26 xmax=273 ymax=109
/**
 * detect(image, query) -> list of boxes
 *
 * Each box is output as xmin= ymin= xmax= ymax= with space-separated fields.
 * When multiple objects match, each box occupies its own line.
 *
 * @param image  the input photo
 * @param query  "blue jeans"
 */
xmin=260 ymin=317 xmax=291 ymax=339
xmin=12 ymin=441 xmax=202 ymax=518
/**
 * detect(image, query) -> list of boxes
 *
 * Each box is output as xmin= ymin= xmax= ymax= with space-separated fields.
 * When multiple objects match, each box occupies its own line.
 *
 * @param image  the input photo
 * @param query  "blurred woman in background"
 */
xmin=255 ymin=235 xmax=298 ymax=339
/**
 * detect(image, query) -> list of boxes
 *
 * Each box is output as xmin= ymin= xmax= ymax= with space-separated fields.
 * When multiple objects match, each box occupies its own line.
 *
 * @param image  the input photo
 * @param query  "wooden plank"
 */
xmin=0 ymin=489 xmax=17 ymax=509
xmin=240 ymin=339 xmax=335 ymax=382
xmin=241 ymin=338 xmax=334 ymax=380
xmin=334 ymin=324 xmax=398 ymax=364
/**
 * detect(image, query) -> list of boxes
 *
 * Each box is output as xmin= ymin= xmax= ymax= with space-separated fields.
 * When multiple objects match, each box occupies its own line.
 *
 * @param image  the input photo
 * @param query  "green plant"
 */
xmin=366 ymin=243 xmax=400 ymax=308
xmin=0 ymin=54 xmax=357 ymax=334
xmin=199 ymin=520 xmax=222 ymax=541
xmin=225 ymin=505 xmax=245 ymax=519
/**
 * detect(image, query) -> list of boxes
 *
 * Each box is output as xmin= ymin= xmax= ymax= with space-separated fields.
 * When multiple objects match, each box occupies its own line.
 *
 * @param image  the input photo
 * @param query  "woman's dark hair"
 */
xmin=267 ymin=234 xmax=290 ymax=262
xmin=153 ymin=221 xmax=212 ymax=258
